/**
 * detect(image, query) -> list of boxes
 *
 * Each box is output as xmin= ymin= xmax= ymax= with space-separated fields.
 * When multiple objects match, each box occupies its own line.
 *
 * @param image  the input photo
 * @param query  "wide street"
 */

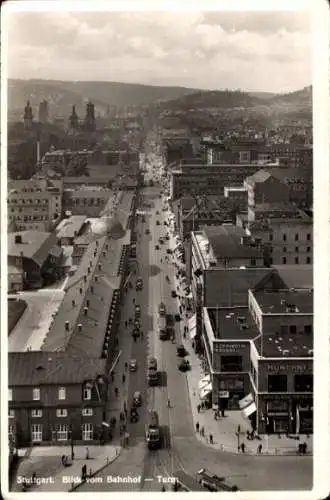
xmin=76 ymin=184 xmax=312 ymax=493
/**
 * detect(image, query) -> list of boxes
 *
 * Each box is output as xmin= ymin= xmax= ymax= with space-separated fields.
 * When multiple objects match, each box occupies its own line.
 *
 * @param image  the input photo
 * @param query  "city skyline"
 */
xmin=5 ymin=10 xmax=311 ymax=93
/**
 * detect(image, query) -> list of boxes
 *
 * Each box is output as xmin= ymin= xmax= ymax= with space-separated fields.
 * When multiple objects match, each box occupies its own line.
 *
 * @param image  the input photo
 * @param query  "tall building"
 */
xmin=38 ymin=100 xmax=49 ymax=123
xmin=69 ymin=105 xmax=79 ymax=130
xmin=84 ymin=101 xmax=96 ymax=132
xmin=23 ymin=101 xmax=33 ymax=130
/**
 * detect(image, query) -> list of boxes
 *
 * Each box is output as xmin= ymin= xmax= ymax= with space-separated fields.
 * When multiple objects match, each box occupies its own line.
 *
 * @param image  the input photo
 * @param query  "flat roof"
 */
xmin=9 ymin=352 xmax=106 ymax=386
xmin=56 ymin=216 xmax=87 ymax=239
xmin=252 ymin=289 xmax=313 ymax=315
xmin=253 ymin=332 xmax=313 ymax=358
xmin=207 ymin=307 xmax=259 ymax=341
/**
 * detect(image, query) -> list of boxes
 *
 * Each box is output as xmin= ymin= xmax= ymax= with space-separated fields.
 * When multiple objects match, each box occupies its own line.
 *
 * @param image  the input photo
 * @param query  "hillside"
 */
xmin=8 ymin=79 xmax=198 ymax=117
xmin=269 ymin=86 xmax=312 ymax=105
xmin=158 ymin=89 xmax=262 ymax=111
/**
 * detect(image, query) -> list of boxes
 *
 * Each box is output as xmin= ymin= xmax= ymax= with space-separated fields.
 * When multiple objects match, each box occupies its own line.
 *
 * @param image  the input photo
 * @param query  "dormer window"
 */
xmin=83 ymin=387 xmax=92 ymax=400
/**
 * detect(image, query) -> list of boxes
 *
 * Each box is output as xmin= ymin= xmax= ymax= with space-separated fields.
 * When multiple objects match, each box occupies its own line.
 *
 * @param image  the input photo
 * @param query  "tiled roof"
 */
xmin=272 ymin=265 xmax=313 ymax=289
xmin=8 ymin=352 xmax=106 ymax=386
xmin=8 ymin=231 xmax=58 ymax=267
xmin=204 ymin=226 xmax=264 ymax=260
xmin=41 ymin=235 xmax=123 ymax=356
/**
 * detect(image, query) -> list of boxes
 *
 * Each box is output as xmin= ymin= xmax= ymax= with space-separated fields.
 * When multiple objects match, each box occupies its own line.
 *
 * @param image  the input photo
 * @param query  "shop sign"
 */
xmin=218 ymin=391 xmax=229 ymax=398
xmin=266 ymin=363 xmax=312 ymax=373
xmin=218 ymin=343 xmax=247 ymax=353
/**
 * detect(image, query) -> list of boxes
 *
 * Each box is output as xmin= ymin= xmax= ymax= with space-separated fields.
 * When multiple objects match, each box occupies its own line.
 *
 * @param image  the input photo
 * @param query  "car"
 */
xmin=175 ymin=314 xmax=181 ymax=322
xmin=156 ymin=210 xmax=160 ymax=215
xmin=178 ymin=359 xmax=191 ymax=372
xmin=136 ymin=278 xmax=143 ymax=291
xmin=166 ymin=249 xmax=172 ymax=254
xmin=159 ymin=238 xmax=164 ymax=244
xmin=156 ymin=220 xmax=160 ymax=226
xmin=134 ymin=320 xmax=140 ymax=329
xmin=155 ymin=244 xmax=160 ymax=250
xmin=177 ymin=345 xmax=186 ymax=357
xmin=130 ymin=407 xmax=139 ymax=422
xmin=165 ymin=235 xmax=169 ymax=240
xmin=129 ymin=359 xmax=138 ymax=371
xmin=135 ymin=304 xmax=141 ymax=316
xmin=132 ymin=328 xmax=140 ymax=338
xmin=171 ymin=290 xmax=177 ymax=298
xmin=145 ymin=229 xmax=150 ymax=235
xmin=132 ymin=391 xmax=142 ymax=407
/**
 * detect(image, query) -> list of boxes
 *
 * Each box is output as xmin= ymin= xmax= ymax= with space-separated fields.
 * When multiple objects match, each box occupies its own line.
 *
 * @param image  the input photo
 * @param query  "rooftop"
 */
xmin=55 ymin=216 xmax=88 ymax=239
xmin=253 ymin=332 xmax=313 ymax=358
xmin=8 ymin=231 xmax=58 ymax=267
xmin=252 ymin=289 xmax=313 ymax=315
xmin=207 ymin=307 xmax=259 ymax=341
xmin=273 ymin=265 xmax=313 ymax=289
xmin=41 ymin=235 xmax=124 ymax=357
xmin=8 ymin=352 xmax=106 ymax=386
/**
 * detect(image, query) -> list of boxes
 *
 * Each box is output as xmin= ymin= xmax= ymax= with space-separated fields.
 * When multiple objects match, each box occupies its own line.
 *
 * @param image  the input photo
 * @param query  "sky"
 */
xmin=5 ymin=9 xmax=312 ymax=93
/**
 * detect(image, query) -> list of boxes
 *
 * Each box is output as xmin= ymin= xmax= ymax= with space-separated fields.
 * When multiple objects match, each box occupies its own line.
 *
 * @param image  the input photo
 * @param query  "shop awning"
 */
xmin=239 ymin=393 xmax=254 ymax=410
xmin=242 ymin=402 xmax=257 ymax=418
xmin=188 ymin=314 xmax=197 ymax=339
xmin=199 ymin=374 xmax=211 ymax=389
xmin=200 ymin=383 xmax=212 ymax=400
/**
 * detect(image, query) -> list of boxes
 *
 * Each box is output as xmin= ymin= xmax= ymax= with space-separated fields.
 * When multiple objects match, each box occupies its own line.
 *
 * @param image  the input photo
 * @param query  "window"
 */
xmin=307 ymin=246 xmax=311 ymax=253
xmin=280 ymin=325 xmax=288 ymax=334
xmin=307 ymin=233 xmax=311 ymax=241
xmin=306 ymin=257 xmax=311 ymax=264
xmin=31 ymin=424 xmax=43 ymax=442
xmin=295 ymin=247 xmax=299 ymax=253
xmin=9 ymin=409 xmax=15 ymax=418
xmin=283 ymin=234 xmax=287 ymax=241
xmin=31 ymin=409 xmax=43 ymax=418
xmin=289 ymin=325 xmax=297 ymax=334
xmin=283 ymin=247 xmax=287 ymax=253
xmin=33 ymin=387 xmax=40 ymax=400
xmin=295 ymin=234 xmax=299 ymax=241
xmin=250 ymin=257 xmax=256 ymax=266
xmin=56 ymin=409 xmax=68 ymax=418
xmin=8 ymin=424 xmax=16 ymax=442
xmin=269 ymin=234 xmax=273 ymax=242
xmin=58 ymin=387 xmax=66 ymax=400
xmin=82 ymin=408 xmax=93 ymax=417
xmin=295 ymin=257 xmax=299 ymax=264
xmin=304 ymin=324 xmax=313 ymax=334
xmin=294 ymin=374 xmax=313 ymax=392
xmin=282 ymin=257 xmax=287 ymax=264
xmin=220 ymin=355 xmax=243 ymax=372
xmin=82 ymin=423 xmax=93 ymax=441
xmin=83 ymin=387 xmax=92 ymax=400
xmin=57 ymin=424 xmax=69 ymax=441
xmin=8 ymin=389 xmax=12 ymax=401
xmin=268 ymin=374 xmax=287 ymax=392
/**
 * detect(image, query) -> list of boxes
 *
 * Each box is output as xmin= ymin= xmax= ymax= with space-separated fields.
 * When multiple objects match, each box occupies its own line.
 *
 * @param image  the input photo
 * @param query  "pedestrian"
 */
xmin=246 ymin=430 xmax=250 ymax=440
xmin=122 ymin=373 xmax=126 ymax=383
xmin=61 ymin=454 xmax=66 ymax=465
xmin=124 ymin=362 xmax=128 ymax=371
xmin=197 ymin=404 xmax=200 ymax=414
xmin=32 ymin=472 xmax=37 ymax=484
xmin=115 ymin=387 xmax=119 ymax=397
xmin=167 ymin=399 xmax=171 ymax=408
xmin=133 ymin=297 xmax=135 ymax=304
xmin=125 ymin=320 xmax=128 ymax=328
xmin=241 ymin=443 xmax=245 ymax=453
xmin=257 ymin=444 xmax=262 ymax=454
xmin=200 ymin=426 xmax=205 ymax=437
xmin=237 ymin=425 xmax=241 ymax=434
xmin=196 ymin=422 xmax=200 ymax=433
xmin=81 ymin=464 xmax=87 ymax=481
xmin=214 ymin=411 xmax=217 ymax=421
xmin=209 ymin=434 xmax=213 ymax=444
xmin=133 ymin=336 xmax=137 ymax=343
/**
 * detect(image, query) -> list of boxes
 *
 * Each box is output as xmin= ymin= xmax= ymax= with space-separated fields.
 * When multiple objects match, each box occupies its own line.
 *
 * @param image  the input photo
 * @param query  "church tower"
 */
xmin=84 ymin=101 xmax=96 ymax=132
xmin=69 ymin=105 xmax=79 ymax=130
xmin=24 ymin=100 xmax=33 ymax=129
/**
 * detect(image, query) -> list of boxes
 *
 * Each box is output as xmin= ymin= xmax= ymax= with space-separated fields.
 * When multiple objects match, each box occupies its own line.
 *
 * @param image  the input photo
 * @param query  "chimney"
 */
xmin=15 ymin=234 xmax=22 ymax=244
xmin=65 ymin=321 xmax=69 ymax=331
xmin=78 ymin=324 xmax=82 ymax=332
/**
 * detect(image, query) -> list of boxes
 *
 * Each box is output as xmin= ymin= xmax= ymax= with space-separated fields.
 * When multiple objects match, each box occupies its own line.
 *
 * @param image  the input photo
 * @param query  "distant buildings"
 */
xmin=7 ymin=178 xmax=63 ymax=232
xmin=23 ymin=101 xmax=33 ymax=130
xmin=38 ymin=100 xmax=49 ymax=123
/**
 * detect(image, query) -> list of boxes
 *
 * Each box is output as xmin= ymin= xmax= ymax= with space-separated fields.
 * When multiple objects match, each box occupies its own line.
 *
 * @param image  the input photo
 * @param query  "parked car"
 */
xmin=130 ymin=407 xmax=139 ymax=423
xmin=175 ymin=314 xmax=181 ymax=322
xmin=177 ymin=345 xmax=186 ymax=357
xmin=129 ymin=359 xmax=138 ymax=372
xmin=167 ymin=249 xmax=172 ymax=254
xmin=156 ymin=220 xmax=160 ymax=226
xmin=155 ymin=245 xmax=160 ymax=250
xmin=145 ymin=228 xmax=150 ymax=235
xmin=132 ymin=391 xmax=142 ymax=407
xmin=171 ymin=290 xmax=177 ymax=298
xmin=136 ymin=278 xmax=143 ymax=291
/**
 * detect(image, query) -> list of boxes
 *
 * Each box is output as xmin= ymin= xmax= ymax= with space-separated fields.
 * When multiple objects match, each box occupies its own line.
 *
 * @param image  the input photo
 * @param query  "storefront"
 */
xmin=217 ymin=376 xmax=246 ymax=410
xmin=264 ymin=399 xmax=290 ymax=433
xmin=293 ymin=399 xmax=313 ymax=434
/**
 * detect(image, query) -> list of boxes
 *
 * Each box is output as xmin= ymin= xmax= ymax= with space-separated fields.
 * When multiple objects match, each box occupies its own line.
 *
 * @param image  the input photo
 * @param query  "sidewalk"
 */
xmin=12 ymin=444 xmax=121 ymax=492
xmin=167 ymin=224 xmax=313 ymax=458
